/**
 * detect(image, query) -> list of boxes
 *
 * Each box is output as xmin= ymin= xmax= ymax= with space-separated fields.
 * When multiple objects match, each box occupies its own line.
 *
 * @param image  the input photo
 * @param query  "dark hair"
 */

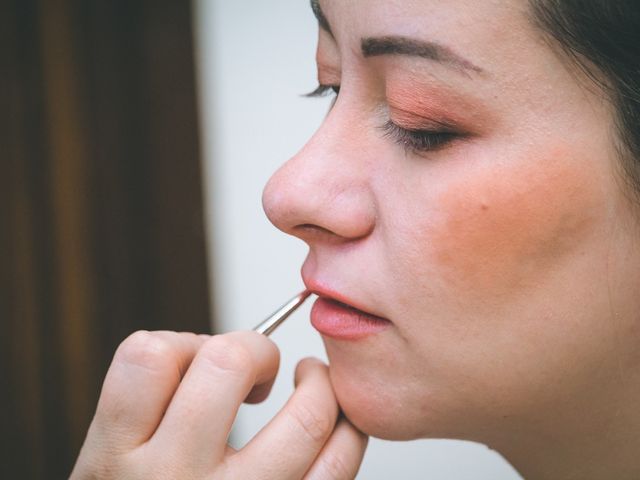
xmin=530 ymin=1 xmax=640 ymax=202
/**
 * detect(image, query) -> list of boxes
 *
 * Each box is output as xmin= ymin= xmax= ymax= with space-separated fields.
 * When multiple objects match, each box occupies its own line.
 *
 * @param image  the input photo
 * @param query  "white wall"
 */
xmin=193 ymin=1 xmax=522 ymax=478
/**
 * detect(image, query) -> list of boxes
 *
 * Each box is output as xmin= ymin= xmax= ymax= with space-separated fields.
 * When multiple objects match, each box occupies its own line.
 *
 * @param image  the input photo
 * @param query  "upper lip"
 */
xmin=303 ymin=277 xmax=390 ymax=321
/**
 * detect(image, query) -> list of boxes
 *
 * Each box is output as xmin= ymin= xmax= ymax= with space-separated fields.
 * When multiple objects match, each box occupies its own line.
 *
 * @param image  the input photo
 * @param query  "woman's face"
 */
xmin=263 ymin=0 xmax=640 ymax=449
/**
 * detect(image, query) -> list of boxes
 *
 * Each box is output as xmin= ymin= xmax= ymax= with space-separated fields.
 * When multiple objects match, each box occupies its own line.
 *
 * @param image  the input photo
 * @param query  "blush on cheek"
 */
xmin=428 ymin=145 xmax=606 ymax=300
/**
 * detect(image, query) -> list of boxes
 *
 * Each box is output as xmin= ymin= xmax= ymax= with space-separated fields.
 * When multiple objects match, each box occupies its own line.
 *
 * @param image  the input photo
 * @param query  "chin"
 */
xmin=329 ymin=363 xmax=429 ymax=441
xmin=327 ymin=354 xmax=486 ymax=442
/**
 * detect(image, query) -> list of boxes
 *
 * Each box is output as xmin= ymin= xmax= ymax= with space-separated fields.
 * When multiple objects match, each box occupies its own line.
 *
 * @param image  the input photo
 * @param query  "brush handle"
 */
xmin=253 ymin=290 xmax=311 ymax=336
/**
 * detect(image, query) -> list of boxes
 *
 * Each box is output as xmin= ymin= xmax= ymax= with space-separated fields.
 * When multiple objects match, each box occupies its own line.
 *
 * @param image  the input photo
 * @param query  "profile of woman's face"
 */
xmin=263 ymin=0 xmax=640 ymax=453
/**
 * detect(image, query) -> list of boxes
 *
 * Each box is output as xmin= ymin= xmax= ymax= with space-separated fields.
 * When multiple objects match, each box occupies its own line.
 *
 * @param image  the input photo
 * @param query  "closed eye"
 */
xmin=381 ymin=120 xmax=459 ymax=153
xmin=304 ymin=84 xmax=340 ymax=98
xmin=305 ymin=85 xmax=461 ymax=153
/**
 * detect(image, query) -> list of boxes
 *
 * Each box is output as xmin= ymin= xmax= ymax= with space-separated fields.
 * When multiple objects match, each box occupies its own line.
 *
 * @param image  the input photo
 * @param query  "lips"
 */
xmin=307 ymin=286 xmax=392 ymax=340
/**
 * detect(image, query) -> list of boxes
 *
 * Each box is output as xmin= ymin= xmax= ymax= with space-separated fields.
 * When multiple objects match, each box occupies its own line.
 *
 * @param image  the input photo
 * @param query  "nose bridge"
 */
xmin=262 ymin=105 xmax=377 ymax=242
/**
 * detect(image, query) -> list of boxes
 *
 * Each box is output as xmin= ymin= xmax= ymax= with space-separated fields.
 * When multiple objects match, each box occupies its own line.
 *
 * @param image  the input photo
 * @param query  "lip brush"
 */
xmin=253 ymin=290 xmax=312 ymax=336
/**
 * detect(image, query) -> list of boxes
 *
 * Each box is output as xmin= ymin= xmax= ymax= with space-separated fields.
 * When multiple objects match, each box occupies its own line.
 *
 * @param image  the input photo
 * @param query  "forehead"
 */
xmin=321 ymin=0 xmax=529 ymax=32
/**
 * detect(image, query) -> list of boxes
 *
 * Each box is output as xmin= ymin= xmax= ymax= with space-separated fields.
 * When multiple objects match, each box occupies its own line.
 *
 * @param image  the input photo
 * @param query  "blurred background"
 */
xmin=2 ymin=0 xmax=520 ymax=478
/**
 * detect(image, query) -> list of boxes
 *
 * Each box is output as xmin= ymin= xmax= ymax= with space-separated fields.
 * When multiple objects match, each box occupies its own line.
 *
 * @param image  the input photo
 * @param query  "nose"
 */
xmin=262 ymin=110 xmax=376 ymax=245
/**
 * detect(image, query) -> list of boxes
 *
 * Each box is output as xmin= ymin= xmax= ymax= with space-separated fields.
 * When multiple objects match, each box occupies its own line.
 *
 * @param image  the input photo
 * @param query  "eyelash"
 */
xmin=306 ymin=83 xmax=459 ymax=153
xmin=380 ymin=120 xmax=458 ymax=153
xmin=305 ymin=84 xmax=341 ymax=97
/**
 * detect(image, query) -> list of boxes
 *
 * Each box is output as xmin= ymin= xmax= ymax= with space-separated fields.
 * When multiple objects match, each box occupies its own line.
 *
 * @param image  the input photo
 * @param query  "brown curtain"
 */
xmin=1 ymin=1 xmax=212 ymax=478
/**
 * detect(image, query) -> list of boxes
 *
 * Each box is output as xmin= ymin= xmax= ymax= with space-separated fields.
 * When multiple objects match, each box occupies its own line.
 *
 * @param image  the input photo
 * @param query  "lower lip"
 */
xmin=310 ymin=297 xmax=391 ymax=340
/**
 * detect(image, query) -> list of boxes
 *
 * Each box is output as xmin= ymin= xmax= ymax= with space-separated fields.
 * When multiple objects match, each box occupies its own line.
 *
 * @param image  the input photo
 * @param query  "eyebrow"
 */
xmin=310 ymin=0 xmax=333 ymax=37
xmin=310 ymin=0 xmax=483 ymax=76
xmin=361 ymin=36 xmax=483 ymax=75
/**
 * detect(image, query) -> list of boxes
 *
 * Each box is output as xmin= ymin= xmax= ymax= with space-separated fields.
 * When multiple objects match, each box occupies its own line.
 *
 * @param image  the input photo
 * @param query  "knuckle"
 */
xmin=287 ymin=400 xmax=333 ymax=444
xmin=318 ymin=451 xmax=353 ymax=480
xmin=71 ymin=443 xmax=128 ymax=480
xmin=115 ymin=330 xmax=173 ymax=372
xmin=198 ymin=336 xmax=253 ymax=377
xmin=74 ymin=443 xmax=180 ymax=480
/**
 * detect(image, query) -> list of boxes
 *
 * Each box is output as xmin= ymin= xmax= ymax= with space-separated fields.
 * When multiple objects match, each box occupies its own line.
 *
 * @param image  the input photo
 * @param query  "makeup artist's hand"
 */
xmin=71 ymin=330 xmax=368 ymax=479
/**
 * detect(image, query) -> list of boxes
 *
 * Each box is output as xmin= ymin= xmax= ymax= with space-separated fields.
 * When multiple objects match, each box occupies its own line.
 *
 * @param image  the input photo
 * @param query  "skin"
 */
xmin=72 ymin=331 xmax=368 ymax=479
xmin=75 ymin=1 xmax=640 ymax=479
xmin=261 ymin=0 xmax=640 ymax=479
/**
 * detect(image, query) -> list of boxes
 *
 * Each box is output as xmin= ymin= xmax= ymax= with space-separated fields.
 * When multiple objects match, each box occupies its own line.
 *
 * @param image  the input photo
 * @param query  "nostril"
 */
xmin=293 ymin=223 xmax=372 ymax=244
xmin=297 ymin=224 xmax=331 ymax=231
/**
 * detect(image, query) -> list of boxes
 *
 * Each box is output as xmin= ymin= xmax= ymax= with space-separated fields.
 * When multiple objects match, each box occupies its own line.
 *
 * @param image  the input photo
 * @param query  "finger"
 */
xmin=304 ymin=416 xmax=368 ymax=480
xmin=244 ymin=378 xmax=276 ymax=404
xmin=149 ymin=331 xmax=280 ymax=466
xmin=235 ymin=358 xmax=339 ymax=479
xmin=90 ymin=331 xmax=209 ymax=450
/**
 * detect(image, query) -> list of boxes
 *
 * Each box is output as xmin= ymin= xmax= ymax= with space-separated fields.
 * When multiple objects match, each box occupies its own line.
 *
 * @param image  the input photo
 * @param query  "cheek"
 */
xmin=424 ymin=146 xmax=606 ymax=301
